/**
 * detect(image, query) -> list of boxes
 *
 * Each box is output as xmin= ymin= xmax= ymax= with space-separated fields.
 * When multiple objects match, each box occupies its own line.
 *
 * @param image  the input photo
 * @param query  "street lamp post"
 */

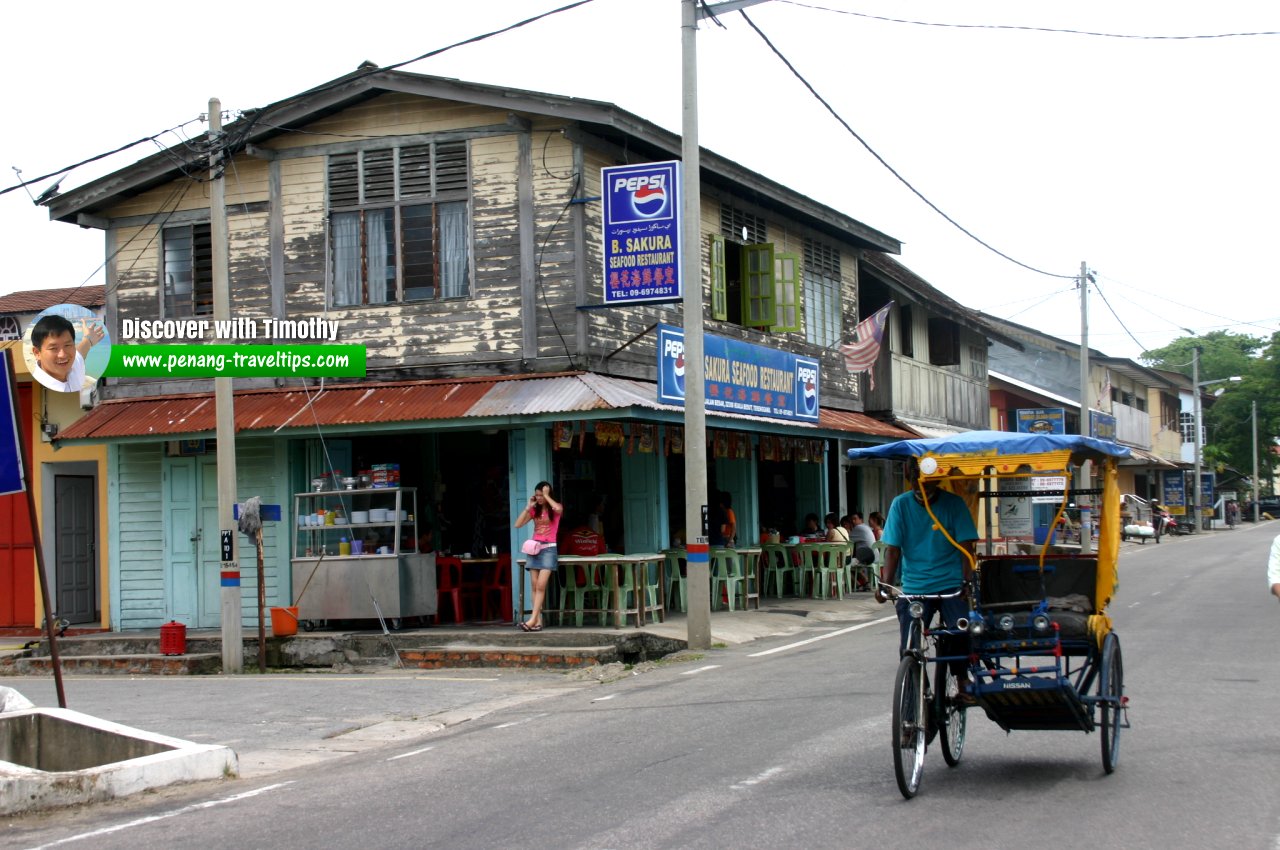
xmin=1190 ymin=344 xmax=1242 ymax=531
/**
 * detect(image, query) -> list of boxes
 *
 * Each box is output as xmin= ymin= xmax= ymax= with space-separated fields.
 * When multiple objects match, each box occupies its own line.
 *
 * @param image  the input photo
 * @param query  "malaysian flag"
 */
xmin=840 ymin=302 xmax=893 ymax=390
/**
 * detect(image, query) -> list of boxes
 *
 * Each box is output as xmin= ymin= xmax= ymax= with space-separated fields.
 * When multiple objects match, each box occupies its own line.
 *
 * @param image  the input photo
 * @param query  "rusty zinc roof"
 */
xmin=57 ymin=372 xmax=914 ymax=442
xmin=0 ymin=286 xmax=106 ymax=315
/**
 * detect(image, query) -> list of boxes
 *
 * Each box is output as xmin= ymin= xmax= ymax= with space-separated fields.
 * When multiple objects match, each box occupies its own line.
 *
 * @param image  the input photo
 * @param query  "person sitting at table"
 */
xmin=848 ymin=512 xmax=877 ymax=564
xmin=867 ymin=511 xmax=885 ymax=541
xmin=825 ymin=512 xmax=850 ymax=544
xmin=800 ymin=513 xmax=823 ymax=540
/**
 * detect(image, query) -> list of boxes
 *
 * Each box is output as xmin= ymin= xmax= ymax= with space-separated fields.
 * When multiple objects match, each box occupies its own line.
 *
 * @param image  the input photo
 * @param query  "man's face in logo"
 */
xmin=33 ymin=330 xmax=76 ymax=381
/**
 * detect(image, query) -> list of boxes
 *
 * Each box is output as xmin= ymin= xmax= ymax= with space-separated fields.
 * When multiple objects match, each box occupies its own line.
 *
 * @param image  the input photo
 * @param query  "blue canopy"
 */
xmin=846 ymin=429 xmax=1132 ymax=461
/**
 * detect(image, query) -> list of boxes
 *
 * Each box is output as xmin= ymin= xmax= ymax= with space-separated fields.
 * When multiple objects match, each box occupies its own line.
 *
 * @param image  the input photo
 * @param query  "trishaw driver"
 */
xmin=876 ymin=457 xmax=979 ymax=701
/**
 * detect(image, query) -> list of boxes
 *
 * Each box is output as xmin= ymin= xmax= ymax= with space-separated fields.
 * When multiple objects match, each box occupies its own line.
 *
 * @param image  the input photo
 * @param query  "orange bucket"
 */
xmin=270 ymin=606 xmax=299 ymax=637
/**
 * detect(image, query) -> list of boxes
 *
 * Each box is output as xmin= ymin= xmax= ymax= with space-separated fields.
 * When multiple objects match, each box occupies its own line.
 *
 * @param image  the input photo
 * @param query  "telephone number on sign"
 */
xmin=622 ymin=287 xmax=676 ymax=297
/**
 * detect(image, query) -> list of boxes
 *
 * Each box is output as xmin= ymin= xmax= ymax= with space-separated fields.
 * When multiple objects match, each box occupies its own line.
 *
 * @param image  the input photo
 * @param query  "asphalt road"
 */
xmin=6 ymin=524 xmax=1280 ymax=850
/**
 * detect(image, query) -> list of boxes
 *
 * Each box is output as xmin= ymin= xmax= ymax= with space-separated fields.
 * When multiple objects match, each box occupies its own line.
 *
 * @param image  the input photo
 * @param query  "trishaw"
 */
xmin=847 ymin=431 xmax=1132 ymax=798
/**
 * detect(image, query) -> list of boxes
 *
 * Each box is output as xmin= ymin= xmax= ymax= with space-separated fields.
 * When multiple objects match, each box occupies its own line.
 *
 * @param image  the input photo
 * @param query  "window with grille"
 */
xmin=802 ymin=238 xmax=840 ymax=347
xmin=1180 ymin=411 xmax=1196 ymax=443
xmin=719 ymin=204 xmax=767 ymax=244
xmin=162 ymin=223 xmax=213 ymax=318
xmin=328 ymin=141 xmax=470 ymax=306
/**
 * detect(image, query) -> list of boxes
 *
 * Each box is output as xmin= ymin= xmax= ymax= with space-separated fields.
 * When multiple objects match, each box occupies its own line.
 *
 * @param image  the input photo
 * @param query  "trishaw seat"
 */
xmin=978 ymin=555 xmax=1099 ymax=639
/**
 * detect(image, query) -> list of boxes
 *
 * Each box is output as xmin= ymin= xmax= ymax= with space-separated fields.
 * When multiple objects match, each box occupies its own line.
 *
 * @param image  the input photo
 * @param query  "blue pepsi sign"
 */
xmin=602 ymin=161 xmax=681 ymax=305
xmin=1 ymin=351 xmax=24 ymax=496
xmin=657 ymin=324 xmax=820 ymax=423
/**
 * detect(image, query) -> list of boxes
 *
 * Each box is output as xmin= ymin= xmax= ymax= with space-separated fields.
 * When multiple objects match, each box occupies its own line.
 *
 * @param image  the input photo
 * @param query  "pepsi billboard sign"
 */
xmin=602 ymin=161 xmax=682 ymax=305
xmin=657 ymin=324 xmax=820 ymax=423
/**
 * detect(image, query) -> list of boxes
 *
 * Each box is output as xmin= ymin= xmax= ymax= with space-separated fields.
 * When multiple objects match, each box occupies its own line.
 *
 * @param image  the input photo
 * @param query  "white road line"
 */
xmin=1151 ymin=591 xmax=1161 ymax=596
xmin=748 ymin=615 xmax=898 ymax=657
xmin=680 ymin=665 xmax=721 ymax=676
xmin=386 ymin=746 xmax=435 ymax=761
xmin=1128 ymin=602 xmax=1141 ymax=608
xmin=27 ymin=782 xmax=293 ymax=849
xmin=494 ymin=712 xmax=548 ymax=729
xmin=592 ymin=693 xmax=620 ymax=702
xmin=730 ymin=766 xmax=784 ymax=790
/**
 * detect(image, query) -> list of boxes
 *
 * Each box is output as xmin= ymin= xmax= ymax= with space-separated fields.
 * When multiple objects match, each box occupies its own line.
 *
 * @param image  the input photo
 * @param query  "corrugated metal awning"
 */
xmin=57 ymin=372 xmax=914 ymax=443
xmin=894 ymin=417 xmax=970 ymax=440
xmin=1119 ymin=445 xmax=1180 ymax=468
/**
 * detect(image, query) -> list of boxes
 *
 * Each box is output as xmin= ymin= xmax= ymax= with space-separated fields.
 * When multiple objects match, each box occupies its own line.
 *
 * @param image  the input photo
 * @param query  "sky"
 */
xmin=2 ymin=0 xmax=1277 ymax=362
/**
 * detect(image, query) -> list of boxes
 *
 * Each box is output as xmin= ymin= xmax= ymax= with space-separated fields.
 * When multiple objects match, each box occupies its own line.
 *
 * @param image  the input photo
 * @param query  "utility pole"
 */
xmin=1077 ymin=261 xmax=1093 ymax=555
xmin=210 ymin=99 xmax=243 ymax=672
xmin=1191 ymin=345 xmax=1202 ymax=533
xmin=680 ymin=0 xmax=710 ymax=649
xmin=1253 ymin=400 xmax=1260 ymax=524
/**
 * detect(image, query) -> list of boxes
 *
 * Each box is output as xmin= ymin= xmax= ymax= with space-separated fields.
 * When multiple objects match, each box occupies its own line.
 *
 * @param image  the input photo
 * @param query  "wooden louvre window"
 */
xmin=162 ymin=223 xmax=213 ymax=318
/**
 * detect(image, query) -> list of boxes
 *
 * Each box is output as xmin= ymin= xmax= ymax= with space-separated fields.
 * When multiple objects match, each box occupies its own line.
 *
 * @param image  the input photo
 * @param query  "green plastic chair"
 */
xmin=560 ymin=560 xmax=606 ymax=627
xmin=710 ymin=547 xmax=748 ymax=611
xmin=661 ymin=549 xmax=687 ymax=613
xmin=850 ymin=541 xmax=881 ymax=592
xmin=633 ymin=554 xmax=665 ymax=623
xmin=793 ymin=543 xmax=821 ymax=597
xmin=814 ymin=543 xmax=848 ymax=599
xmin=760 ymin=543 xmax=795 ymax=597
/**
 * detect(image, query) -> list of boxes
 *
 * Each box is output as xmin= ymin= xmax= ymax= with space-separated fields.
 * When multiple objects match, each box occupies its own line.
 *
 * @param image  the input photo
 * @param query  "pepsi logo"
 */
xmin=796 ymin=365 xmax=818 ymax=414
xmin=674 ymin=352 xmax=685 ymax=394
xmin=632 ymin=184 xmax=667 ymax=218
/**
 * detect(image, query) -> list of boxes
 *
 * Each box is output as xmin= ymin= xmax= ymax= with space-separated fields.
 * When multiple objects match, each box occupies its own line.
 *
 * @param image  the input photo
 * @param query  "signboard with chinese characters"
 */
xmin=602 ymin=161 xmax=681 ymax=305
xmin=657 ymin=324 xmax=820 ymax=423
xmin=1016 ymin=408 xmax=1066 ymax=434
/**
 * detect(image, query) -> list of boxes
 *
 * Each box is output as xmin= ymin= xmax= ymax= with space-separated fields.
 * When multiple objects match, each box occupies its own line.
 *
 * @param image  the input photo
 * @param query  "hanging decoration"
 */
xmin=594 ymin=421 xmax=625 ymax=448
xmin=713 ymin=430 xmax=729 ymax=459
xmin=637 ymin=424 xmax=656 ymax=454
xmin=667 ymin=426 xmax=684 ymax=455
xmin=554 ymin=421 xmax=575 ymax=450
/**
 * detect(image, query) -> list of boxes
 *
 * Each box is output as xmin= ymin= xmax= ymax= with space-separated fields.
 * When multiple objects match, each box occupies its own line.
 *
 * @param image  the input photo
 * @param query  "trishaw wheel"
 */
xmin=935 ymin=663 xmax=967 ymax=767
xmin=892 ymin=655 xmax=927 ymax=798
xmin=1099 ymin=633 xmax=1123 ymax=774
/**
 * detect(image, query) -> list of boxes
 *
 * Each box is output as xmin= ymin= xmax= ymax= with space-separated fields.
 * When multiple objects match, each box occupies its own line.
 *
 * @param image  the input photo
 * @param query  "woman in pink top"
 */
xmin=514 ymin=481 xmax=562 ymax=632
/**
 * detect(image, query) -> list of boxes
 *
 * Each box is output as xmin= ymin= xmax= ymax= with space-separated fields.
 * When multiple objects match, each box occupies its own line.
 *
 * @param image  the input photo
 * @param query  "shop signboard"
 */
xmin=1031 ymin=475 xmax=1069 ymax=504
xmin=602 ymin=161 xmax=681 ymax=305
xmin=1016 ymin=408 xmax=1066 ymax=434
xmin=1200 ymin=471 xmax=1216 ymax=517
xmin=1162 ymin=469 xmax=1186 ymax=516
xmin=1089 ymin=410 xmax=1117 ymax=442
xmin=998 ymin=477 xmax=1033 ymax=537
xmin=1 ymin=352 xmax=22 ymax=495
xmin=657 ymin=323 xmax=820 ymax=423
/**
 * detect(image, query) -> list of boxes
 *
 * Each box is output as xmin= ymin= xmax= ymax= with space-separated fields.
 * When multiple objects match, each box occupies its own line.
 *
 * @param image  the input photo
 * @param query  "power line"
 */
xmin=738 ymin=9 xmax=1076 ymax=281
xmin=778 ymin=2 xmax=1280 ymax=40
xmin=1091 ymin=281 xmax=1148 ymax=353
xmin=1098 ymin=272 xmax=1278 ymax=335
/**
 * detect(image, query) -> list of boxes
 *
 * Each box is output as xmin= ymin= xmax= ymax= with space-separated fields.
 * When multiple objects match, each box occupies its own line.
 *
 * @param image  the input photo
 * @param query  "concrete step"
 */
xmin=397 ymin=644 xmax=620 ymax=670
xmin=9 ymin=653 xmax=222 ymax=676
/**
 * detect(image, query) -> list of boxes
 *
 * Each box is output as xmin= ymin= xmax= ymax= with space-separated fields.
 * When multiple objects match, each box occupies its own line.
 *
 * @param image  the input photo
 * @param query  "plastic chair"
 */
xmin=793 ymin=543 xmax=821 ymax=597
xmin=560 ymin=560 xmax=606 ymax=627
xmin=761 ymin=543 xmax=795 ymax=597
xmin=662 ymin=549 xmax=688 ymax=613
xmin=711 ymin=548 xmax=749 ymax=611
xmin=480 ymin=554 xmax=513 ymax=622
xmin=850 ymin=543 xmax=878 ymax=593
xmin=635 ymin=554 xmax=665 ymax=623
xmin=814 ymin=543 xmax=847 ymax=600
xmin=433 ymin=556 xmax=464 ymax=625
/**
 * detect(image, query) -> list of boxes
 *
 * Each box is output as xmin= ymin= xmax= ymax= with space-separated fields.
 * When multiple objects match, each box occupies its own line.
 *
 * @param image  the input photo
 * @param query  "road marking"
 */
xmin=592 ymin=693 xmax=620 ymax=702
xmin=681 ymin=665 xmax=721 ymax=676
xmin=1128 ymin=602 xmax=1141 ymax=608
xmin=730 ymin=766 xmax=784 ymax=790
xmin=1151 ymin=591 xmax=1161 ymax=596
xmin=27 ymin=782 xmax=293 ymax=849
xmin=748 ymin=615 xmax=898 ymax=657
xmin=386 ymin=746 xmax=435 ymax=761
xmin=494 ymin=713 xmax=548 ymax=729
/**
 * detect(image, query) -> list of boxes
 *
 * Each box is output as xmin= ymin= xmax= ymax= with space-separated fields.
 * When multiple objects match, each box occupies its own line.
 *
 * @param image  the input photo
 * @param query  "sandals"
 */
xmin=518 ymin=621 xmax=543 ymax=632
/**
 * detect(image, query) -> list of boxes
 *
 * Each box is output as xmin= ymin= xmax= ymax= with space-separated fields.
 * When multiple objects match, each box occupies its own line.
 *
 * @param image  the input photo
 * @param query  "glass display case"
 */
xmin=290 ymin=486 xmax=436 ymax=628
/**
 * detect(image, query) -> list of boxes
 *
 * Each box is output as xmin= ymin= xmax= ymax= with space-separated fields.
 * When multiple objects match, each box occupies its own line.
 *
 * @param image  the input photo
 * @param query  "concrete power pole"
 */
xmin=1077 ymin=261 xmax=1093 ymax=555
xmin=1191 ymin=345 xmax=1202 ymax=532
xmin=210 ymin=99 xmax=243 ymax=672
xmin=1253 ymin=400 xmax=1260 ymax=524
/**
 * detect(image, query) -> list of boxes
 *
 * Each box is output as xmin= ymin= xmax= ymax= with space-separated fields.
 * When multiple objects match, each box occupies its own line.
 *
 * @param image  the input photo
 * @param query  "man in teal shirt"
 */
xmin=877 ymin=458 xmax=978 ymax=699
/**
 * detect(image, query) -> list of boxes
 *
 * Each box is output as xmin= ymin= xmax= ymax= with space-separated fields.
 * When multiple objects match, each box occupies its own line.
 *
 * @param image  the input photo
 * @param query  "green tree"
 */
xmin=1140 ymin=330 xmax=1264 ymax=383
xmin=1198 ymin=331 xmax=1280 ymax=498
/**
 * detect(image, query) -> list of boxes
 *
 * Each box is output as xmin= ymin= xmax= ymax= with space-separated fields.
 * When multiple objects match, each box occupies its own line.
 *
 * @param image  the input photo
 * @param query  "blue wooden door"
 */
xmin=167 ymin=459 xmax=199 ymax=625
xmin=621 ymin=447 xmax=662 ymax=553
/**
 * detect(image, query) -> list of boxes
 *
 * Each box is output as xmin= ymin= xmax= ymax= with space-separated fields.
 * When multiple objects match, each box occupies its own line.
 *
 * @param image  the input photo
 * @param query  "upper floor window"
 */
xmin=162 ymin=223 xmax=213 ymax=318
xmin=328 ymin=141 xmax=470 ymax=306
xmin=1179 ymin=411 xmax=1197 ymax=443
xmin=927 ymin=317 xmax=960 ymax=366
xmin=967 ymin=343 xmax=987 ymax=380
xmin=802 ymin=238 xmax=841 ymax=348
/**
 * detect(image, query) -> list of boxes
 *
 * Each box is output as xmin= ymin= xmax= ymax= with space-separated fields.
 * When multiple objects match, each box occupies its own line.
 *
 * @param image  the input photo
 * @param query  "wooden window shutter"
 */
xmin=434 ymin=141 xmax=469 ymax=193
xmin=328 ymin=154 xmax=359 ymax=207
xmin=399 ymin=146 xmax=432 ymax=198
xmin=363 ymin=149 xmax=395 ymax=203
xmin=927 ymin=317 xmax=960 ymax=366
xmin=710 ymin=233 xmax=727 ymax=321
xmin=771 ymin=252 xmax=801 ymax=332
xmin=743 ymin=243 xmax=775 ymax=328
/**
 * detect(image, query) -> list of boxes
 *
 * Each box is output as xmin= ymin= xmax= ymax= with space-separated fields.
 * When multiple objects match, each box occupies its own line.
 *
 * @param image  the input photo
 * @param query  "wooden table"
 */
xmin=517 ymin=553 xmax=666 ymax=628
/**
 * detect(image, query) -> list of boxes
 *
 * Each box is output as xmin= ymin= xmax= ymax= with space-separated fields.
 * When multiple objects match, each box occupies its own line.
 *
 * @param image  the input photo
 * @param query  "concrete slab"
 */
xmin=0 ymin=707 xmax=238 ymax=815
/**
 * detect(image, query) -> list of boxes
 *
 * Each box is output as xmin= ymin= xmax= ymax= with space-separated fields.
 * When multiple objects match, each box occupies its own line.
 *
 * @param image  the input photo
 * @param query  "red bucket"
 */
xmin=159 ymin=620 xmax=186 ymax=656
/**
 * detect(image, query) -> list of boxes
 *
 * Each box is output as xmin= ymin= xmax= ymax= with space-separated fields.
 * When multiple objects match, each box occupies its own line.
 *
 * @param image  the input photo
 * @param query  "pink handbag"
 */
xmin=521 ymin=538 xmax=544 ymax=556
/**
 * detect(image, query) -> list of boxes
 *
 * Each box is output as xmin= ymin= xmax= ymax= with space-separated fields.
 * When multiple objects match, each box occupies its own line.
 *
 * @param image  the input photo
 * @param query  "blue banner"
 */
xmin=1 ymin=351 xmax=24 ymax=496
xmin=656 ymin=324 xmax=820 ymax=423
xmin=1016 ymin=408 xmax=1066 ymax=434
xmin=602 ymin=161 xmax=681 ymax=305
xmin=1089 ymin=410 xmax=1117 ymax=442
xmin=1162 ymin=469 xmax=1186 ymax=516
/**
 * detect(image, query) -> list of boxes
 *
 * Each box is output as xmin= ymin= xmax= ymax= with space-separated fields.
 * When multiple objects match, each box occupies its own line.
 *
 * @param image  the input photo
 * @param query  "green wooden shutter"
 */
xmin=743 ymin=243 xmax=774 ymax=328
xmin=772 ymin=252 xmax=801 ymax=332
xmin=710 ymin=234 xmax=727 ymax=321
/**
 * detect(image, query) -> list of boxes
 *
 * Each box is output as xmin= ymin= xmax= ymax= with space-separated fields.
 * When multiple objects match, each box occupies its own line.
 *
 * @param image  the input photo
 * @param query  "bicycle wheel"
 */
xmin=892 ymin=655 xmax=927 ymax=798
xmin=935 ymin=662 xmax=967 ymax=767
xmin=1099 ymin=633 xmax=1123 ymax=774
